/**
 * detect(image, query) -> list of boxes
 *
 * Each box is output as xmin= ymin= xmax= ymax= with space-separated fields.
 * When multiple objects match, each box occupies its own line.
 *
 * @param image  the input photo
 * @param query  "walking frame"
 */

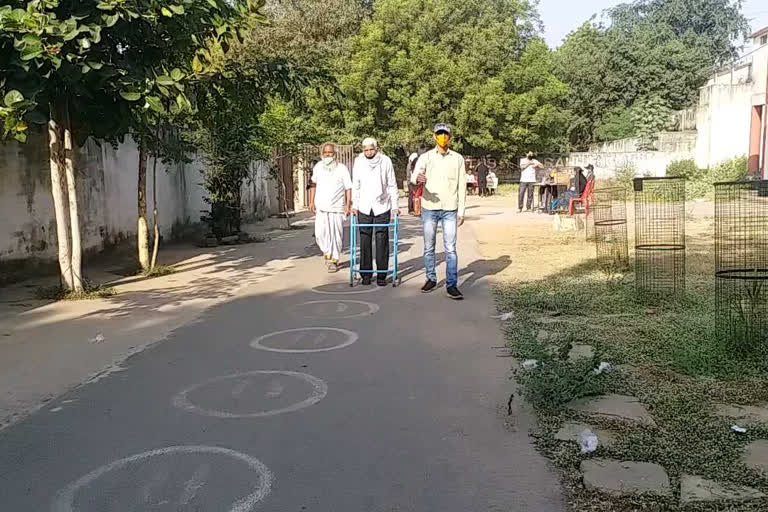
xmin=349 ymin=214 xmax=401 ymax=287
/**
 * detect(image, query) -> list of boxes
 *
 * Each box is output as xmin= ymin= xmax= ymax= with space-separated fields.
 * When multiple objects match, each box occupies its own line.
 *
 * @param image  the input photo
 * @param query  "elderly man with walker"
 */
xmin=351 ymin=138 xmax=399 ymax=286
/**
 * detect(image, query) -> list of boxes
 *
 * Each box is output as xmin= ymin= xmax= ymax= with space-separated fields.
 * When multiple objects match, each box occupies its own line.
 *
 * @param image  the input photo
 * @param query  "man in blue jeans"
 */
xmin=410 ymin=123 xmax=467 ymax=300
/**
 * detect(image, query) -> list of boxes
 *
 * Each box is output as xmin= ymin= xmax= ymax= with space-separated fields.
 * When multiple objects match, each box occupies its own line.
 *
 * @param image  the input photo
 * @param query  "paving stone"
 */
xmin=743 ymin=440 xmax=768 ymax=474
xmin=715 ymin=403 xmax=768 ymax=425
xmin=580 ymin=459 xmax=671 ymax=497
xmin=680 ymin=474 xmax=766 ymax=504
xmin=554 ymin=421 xmax=617 ymax=449
xmin=568 ymin=394 xmax=656 ymax=427
xmin=568 ymin=343 xmax=595 ymax=362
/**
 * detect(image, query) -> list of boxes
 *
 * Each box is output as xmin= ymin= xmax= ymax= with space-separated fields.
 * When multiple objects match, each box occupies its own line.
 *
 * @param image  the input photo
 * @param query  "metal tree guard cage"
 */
xmin=715 ymin=181 xmax=768 ymax=353
xmin=592 ymin=187 xmax=629 ymax=269
xmin=633 ymin=177 xmax=686 ymax=297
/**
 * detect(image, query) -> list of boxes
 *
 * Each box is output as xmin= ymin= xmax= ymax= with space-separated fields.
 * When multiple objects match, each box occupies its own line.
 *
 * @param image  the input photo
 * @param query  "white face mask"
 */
xmin=323 ymin=156 xmax=334 ymax=166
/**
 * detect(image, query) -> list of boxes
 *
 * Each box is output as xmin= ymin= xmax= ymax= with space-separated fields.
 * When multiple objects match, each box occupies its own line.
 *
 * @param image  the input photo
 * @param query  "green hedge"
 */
xmin=666 ymin=156 xmax=748 ymax=199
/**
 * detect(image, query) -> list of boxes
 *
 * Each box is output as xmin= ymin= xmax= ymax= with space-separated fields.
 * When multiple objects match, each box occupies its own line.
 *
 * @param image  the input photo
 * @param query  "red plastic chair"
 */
xmin=568 ymin=178 xmax=595 ymax=216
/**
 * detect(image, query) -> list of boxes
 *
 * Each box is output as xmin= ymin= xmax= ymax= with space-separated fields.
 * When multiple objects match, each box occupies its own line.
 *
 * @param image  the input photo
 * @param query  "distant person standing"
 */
xmin=411 ymin=122 xmax=467 ymax=300
xmin=309 ymin=143 xmax=352 ymax=273
xmin=407 ymin=152 xmax=419 ymax=214
xmin=518 ymin=151 xmax=543 ymax=213
xmin=476 ymin=160 xmax=489 ymax=197
xmin=407 ymin=145 xmax=428 ymax=214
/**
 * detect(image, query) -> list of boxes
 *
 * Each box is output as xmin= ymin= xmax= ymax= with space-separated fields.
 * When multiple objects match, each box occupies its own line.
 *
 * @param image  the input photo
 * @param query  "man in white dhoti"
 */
xmin=309 ymin=143 xmax=352 ymax=272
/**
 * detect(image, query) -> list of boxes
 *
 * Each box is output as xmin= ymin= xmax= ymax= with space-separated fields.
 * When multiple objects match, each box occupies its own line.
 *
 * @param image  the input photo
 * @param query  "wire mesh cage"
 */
xmin=633 ymin=177 xmax=686 ymax=297
xmin=592 ymin=187 xmax=629 ymax=270
xmin=715 ymin=180 xmax=768 ymax=354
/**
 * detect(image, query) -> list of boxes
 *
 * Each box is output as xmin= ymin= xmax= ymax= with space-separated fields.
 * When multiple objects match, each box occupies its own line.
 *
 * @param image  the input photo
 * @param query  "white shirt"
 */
xmin=352 ymin=153 xmax=398 ymax=216
xmin=520 ymin=158 xmax=542 ymax=183
xmin=311 ymin=161 xmax=352 ymax=213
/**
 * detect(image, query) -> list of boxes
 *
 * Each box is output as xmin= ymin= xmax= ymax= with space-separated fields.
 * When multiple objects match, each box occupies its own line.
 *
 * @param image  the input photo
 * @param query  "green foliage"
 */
xmin=556 ymin=0 xmax=750 ymax=148
xmin=0 ymin=0 xmax=262 ymax=146
xmin=666 ymin=156 xmax=748 ymax=199
xmin=337 ymin=0 xmax=567 ymax=155
xmin=593 ymin=106 xmax=635 ymax=142
xmin=665 ymin=158 xmax=698 ymax=179
xmin=611 ymin=163 xmax=637 ymax=191
xmin=631 ymin=94 xmax=671 ymax=150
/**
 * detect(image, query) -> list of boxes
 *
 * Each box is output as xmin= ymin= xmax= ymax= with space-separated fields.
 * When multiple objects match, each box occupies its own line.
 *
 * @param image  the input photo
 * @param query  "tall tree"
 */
xmin=335 ymin=0 xmax=567 ymax=156
xmin=0 ymin=0 xmax=261 ymax=285
xmin=555 ymin=0 xmax=750 ymax=148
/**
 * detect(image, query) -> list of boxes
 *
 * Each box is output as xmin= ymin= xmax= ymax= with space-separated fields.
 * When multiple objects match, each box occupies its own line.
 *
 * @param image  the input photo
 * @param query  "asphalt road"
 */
xmin=0 ymin=213 xmax=565 ymax=511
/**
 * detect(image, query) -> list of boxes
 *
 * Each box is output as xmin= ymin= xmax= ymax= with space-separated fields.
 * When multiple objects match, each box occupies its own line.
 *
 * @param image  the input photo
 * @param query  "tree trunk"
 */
xmin=150 ymin=154 xmax=160 ymax=270
xmin=281 ymin=177 xmax=291 ymax=228
xmin=62 ymin=118 xmax=83 ymax=292
xmin=137 ymin=147 xmax=149 ymax=271
xmin=48 ymin=116 xmax=75 ymax=291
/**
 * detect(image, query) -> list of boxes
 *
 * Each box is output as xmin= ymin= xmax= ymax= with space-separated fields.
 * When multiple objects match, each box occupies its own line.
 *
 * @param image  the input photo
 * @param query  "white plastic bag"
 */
xmin=521 ymin=359 xmax=540 ymax=370
xmin=593 ymin=362 xmax=613 ymax=375
xmin=579 ymin=429 xmax=599 ymax=453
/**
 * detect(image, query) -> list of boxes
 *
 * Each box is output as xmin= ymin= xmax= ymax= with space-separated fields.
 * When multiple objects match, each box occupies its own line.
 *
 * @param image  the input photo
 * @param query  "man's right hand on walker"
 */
xmin=351 ymin=209 xmax=359 ymax=216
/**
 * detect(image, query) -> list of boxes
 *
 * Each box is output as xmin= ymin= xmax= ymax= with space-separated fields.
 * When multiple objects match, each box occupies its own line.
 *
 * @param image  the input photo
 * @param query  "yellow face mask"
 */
xmin=435 ymin=134 xmax=450 ymax=148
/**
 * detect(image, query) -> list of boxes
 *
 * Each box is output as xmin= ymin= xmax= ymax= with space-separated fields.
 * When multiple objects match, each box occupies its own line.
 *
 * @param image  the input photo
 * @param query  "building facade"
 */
xmin=696 ymin=27 xmax=768 ymax=176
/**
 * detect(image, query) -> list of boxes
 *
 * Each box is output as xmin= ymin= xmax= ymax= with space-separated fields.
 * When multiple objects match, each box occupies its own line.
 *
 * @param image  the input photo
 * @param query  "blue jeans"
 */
xmin=421 ymin=209 xmax=458 ymax=287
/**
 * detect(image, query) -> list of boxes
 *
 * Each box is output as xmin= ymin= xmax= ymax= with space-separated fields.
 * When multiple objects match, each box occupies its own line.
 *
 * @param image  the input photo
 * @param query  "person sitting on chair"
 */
xmin=351 ymin=137 xmax=399 ymax=286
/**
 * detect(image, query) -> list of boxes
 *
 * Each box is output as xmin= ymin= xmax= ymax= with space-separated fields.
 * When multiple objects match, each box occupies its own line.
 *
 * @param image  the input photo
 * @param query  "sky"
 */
xmin=540 ymin=0 xmax=768 ymax=49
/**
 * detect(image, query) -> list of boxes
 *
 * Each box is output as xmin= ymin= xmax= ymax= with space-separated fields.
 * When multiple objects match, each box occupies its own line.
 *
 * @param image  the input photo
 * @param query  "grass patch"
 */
xmin=139 ymin=264 xmax=177 ymax=278
xmin=35 ymin=282 xmax=116 ymax=301
xmin=496 ymin=183 xmax=518 ymax=197
xmin=496 ymin=263 xmax=768 ymax=510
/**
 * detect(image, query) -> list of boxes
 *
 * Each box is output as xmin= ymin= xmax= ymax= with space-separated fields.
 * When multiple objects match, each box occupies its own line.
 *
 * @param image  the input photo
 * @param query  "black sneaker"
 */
xmin=421 ymin=280 xmax=437 ymax=293
xmin=446 ymin=286 xmax=464 ymax=300
xmin=361 ymin=276 xmax=372 ymax=286
xmin=377 ymin=278 xmax=387 ymax=287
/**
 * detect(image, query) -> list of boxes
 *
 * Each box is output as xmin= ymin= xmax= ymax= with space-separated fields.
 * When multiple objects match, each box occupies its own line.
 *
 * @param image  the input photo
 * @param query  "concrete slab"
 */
xmin=568 ymin=344 xmax=595 ymax=362
xmin=680 ymin=474 xmax=766 ymax=504
xmin=581 ymin=459 xmax=671 ymax=497
xmin=743 ymin=440 xmax=768 ymax=474
xmin=568 ymin=394 xmax=656 ymax=427
xmin=716 ymin=403 xmax=768 ymax=426
xmin=554 ymin=421 xmax=617 ymax=449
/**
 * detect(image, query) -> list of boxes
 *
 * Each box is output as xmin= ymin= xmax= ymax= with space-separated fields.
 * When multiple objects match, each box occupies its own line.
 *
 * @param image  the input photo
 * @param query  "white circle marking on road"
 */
xmin=310 ymin=283 xmax=381 ymax=295
xmin=250 ymin=327 xmax=359 ymax=353
xmin=172 ymin=371 xmax=328 ymax=418
xmin=290 ymin=300 xmax=379 ymax=319
xmin=51 ymin=445 xmax=273 ymax=512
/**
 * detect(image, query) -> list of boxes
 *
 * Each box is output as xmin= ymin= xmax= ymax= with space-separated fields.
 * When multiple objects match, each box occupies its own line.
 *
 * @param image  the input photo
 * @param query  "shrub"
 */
xmin=666 ymin=156 xmax=748 ymax=199
xmin=710 ymin=155 xmax=749 ymax=183
xmin=666 ymin=159 xmax=698 ymax=179
xmin=610 ymin=163 xmax=637 ymax=191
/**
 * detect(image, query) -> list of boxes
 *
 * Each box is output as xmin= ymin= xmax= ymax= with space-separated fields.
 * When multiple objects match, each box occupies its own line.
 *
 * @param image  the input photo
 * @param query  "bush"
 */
xmin=710 ymin=155 xmax=749 ymax=183
xmin=666 ymin=156 xmax=749 ymax=199
xmin=666 ymin=159 xmax=698 ymax=179
xmin=611 ymin=163 xmax=637 ymax=191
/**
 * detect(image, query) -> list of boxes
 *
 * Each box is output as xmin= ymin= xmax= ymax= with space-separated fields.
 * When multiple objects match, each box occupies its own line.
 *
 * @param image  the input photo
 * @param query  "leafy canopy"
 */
xmin=335 ymin=0 xmax=569 ymax=155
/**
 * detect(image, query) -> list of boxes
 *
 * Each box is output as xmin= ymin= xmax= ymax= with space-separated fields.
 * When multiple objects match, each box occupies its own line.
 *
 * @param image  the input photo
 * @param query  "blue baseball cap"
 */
xmin=433 ymin=123 xmax=451 ymax=134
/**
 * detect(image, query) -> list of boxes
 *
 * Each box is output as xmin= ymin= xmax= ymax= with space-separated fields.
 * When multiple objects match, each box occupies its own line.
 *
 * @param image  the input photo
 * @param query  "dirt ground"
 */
xmin=466 ymin=191 xmax=715 ymax=282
